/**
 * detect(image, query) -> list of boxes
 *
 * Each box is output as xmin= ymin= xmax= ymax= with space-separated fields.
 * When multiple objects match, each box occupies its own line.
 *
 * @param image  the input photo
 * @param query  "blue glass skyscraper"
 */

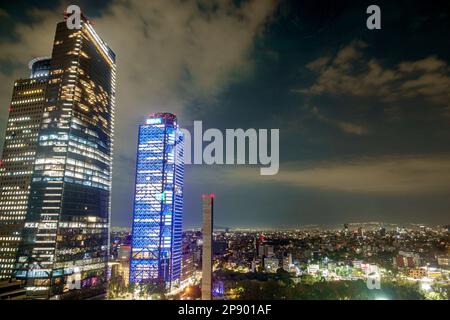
xmin=130 ymin=113 xmax=184 ymax=291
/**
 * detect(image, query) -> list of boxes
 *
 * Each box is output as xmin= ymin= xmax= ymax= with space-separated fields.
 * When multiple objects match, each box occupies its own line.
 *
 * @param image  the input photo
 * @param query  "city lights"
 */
xmin=0 ymin=1 xmax=449 ymax=309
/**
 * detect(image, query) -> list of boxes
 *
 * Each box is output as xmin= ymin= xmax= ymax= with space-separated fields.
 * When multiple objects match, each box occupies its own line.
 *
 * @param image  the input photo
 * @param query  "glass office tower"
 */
xmin=13 ymin=16 xmax=116 ymax=299
xmin=0 ymin=58 xmax=50 ymax=279
xmin=130 ymin=113 xmax=184 ymax=292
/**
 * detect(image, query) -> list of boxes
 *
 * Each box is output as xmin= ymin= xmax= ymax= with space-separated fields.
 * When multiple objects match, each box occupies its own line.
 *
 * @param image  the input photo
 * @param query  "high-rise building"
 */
xmin=264 ymin=245 xmax=274 ymax=258
xmin=180 ymin=248 xmax=195 ymax=286
xmin=129 ymin=113 xmax=184 ymax=292
xmin=0 ymin=58 xmax=50 ymax=280
xmin=107 ymin=244 xmax=131 ymax=288
xmin=201 ymin=194 xmax=213 ymax=300
xmin=258 ymin=244 xmax=265 ymax=258
xmin=12 ymin=15 xmax=116 ymax=299
xmin=282 ymin=252 xmax=293 ymax=272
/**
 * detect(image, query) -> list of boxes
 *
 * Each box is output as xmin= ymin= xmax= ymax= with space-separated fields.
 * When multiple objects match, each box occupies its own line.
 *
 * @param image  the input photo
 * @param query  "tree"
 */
xmin=275 ymin=268 xmax=292 ymax=285
xmin=141 ymin=278 xmax=167 ymax=299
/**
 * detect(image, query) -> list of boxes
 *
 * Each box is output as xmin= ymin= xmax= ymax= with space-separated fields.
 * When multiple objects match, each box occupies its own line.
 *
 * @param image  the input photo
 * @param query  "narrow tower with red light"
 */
xmin=201 ymin=193 xmax=214 ymax=300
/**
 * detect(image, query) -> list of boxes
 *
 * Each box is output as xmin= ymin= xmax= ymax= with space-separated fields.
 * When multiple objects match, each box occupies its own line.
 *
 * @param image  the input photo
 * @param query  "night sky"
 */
xmin=0 ymin=0 xmax=449 ymax=229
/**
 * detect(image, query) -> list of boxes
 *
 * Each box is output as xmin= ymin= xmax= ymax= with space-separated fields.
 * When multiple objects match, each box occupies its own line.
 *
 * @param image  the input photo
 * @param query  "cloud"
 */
xmin=299 ymin=41 xmax=450 ymax=107
xmin=310 ymin=106 xmax=368 ymax=135
xmin=0 ymin=9 xmax=8 ymax=18
xmin=305 ymin=55 xmax=330 ymax=71
xmin=217 ymin=154 xmax=450 ymax=195
xmin=0 ymin=5 xmax=62 ymax=141
xmin=0 ymin=0 xmax=278 ymax=122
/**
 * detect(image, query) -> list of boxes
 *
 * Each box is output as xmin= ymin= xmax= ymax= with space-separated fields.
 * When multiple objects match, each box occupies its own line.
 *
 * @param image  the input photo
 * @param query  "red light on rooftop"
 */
xmin=210 ymin=193 xmax=215 ymax=199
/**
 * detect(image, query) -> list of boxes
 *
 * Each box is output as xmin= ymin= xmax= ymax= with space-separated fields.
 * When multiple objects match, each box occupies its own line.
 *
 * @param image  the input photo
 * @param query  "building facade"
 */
xmin=0 ymin=59 xmax=50 ymax=279
xmin=12 ymin=17 xmax=116 ymax=299
xmin=129 ymin=113 xmax=184 ymax=291
xmin=282 ymin=252 xmax=293 ymax=272
xmin=180 ymin=249 xmax=195 ymax=286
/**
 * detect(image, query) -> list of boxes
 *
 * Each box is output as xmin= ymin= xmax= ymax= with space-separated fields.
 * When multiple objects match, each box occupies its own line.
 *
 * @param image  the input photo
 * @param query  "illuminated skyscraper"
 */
xmin=129 ymin=113 xmax=184 ymax=291
xmin=0 ymin=58 xmax=50 ymax=280
xmin=13 ymin=15 xmax=116 ymax=299
xmin=201 ymin=194 xmax=213 ymax=300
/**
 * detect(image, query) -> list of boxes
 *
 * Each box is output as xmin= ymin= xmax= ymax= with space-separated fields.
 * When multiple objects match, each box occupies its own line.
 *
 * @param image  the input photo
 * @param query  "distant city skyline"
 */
xmin=0 ymin=0 xmax=449 ymax=230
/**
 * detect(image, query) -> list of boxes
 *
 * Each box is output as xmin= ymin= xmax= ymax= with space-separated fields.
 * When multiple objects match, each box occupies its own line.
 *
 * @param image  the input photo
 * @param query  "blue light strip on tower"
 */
xmin=129 ymin=114 xmax=184 ymax=291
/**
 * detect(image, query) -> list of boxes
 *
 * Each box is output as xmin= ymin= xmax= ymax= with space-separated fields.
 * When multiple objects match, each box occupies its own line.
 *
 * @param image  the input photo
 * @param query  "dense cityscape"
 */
xmin=0 ymin=1 xmax=449 ymax=304
xmin=106 ymin=224 xmax=450 ymax=300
